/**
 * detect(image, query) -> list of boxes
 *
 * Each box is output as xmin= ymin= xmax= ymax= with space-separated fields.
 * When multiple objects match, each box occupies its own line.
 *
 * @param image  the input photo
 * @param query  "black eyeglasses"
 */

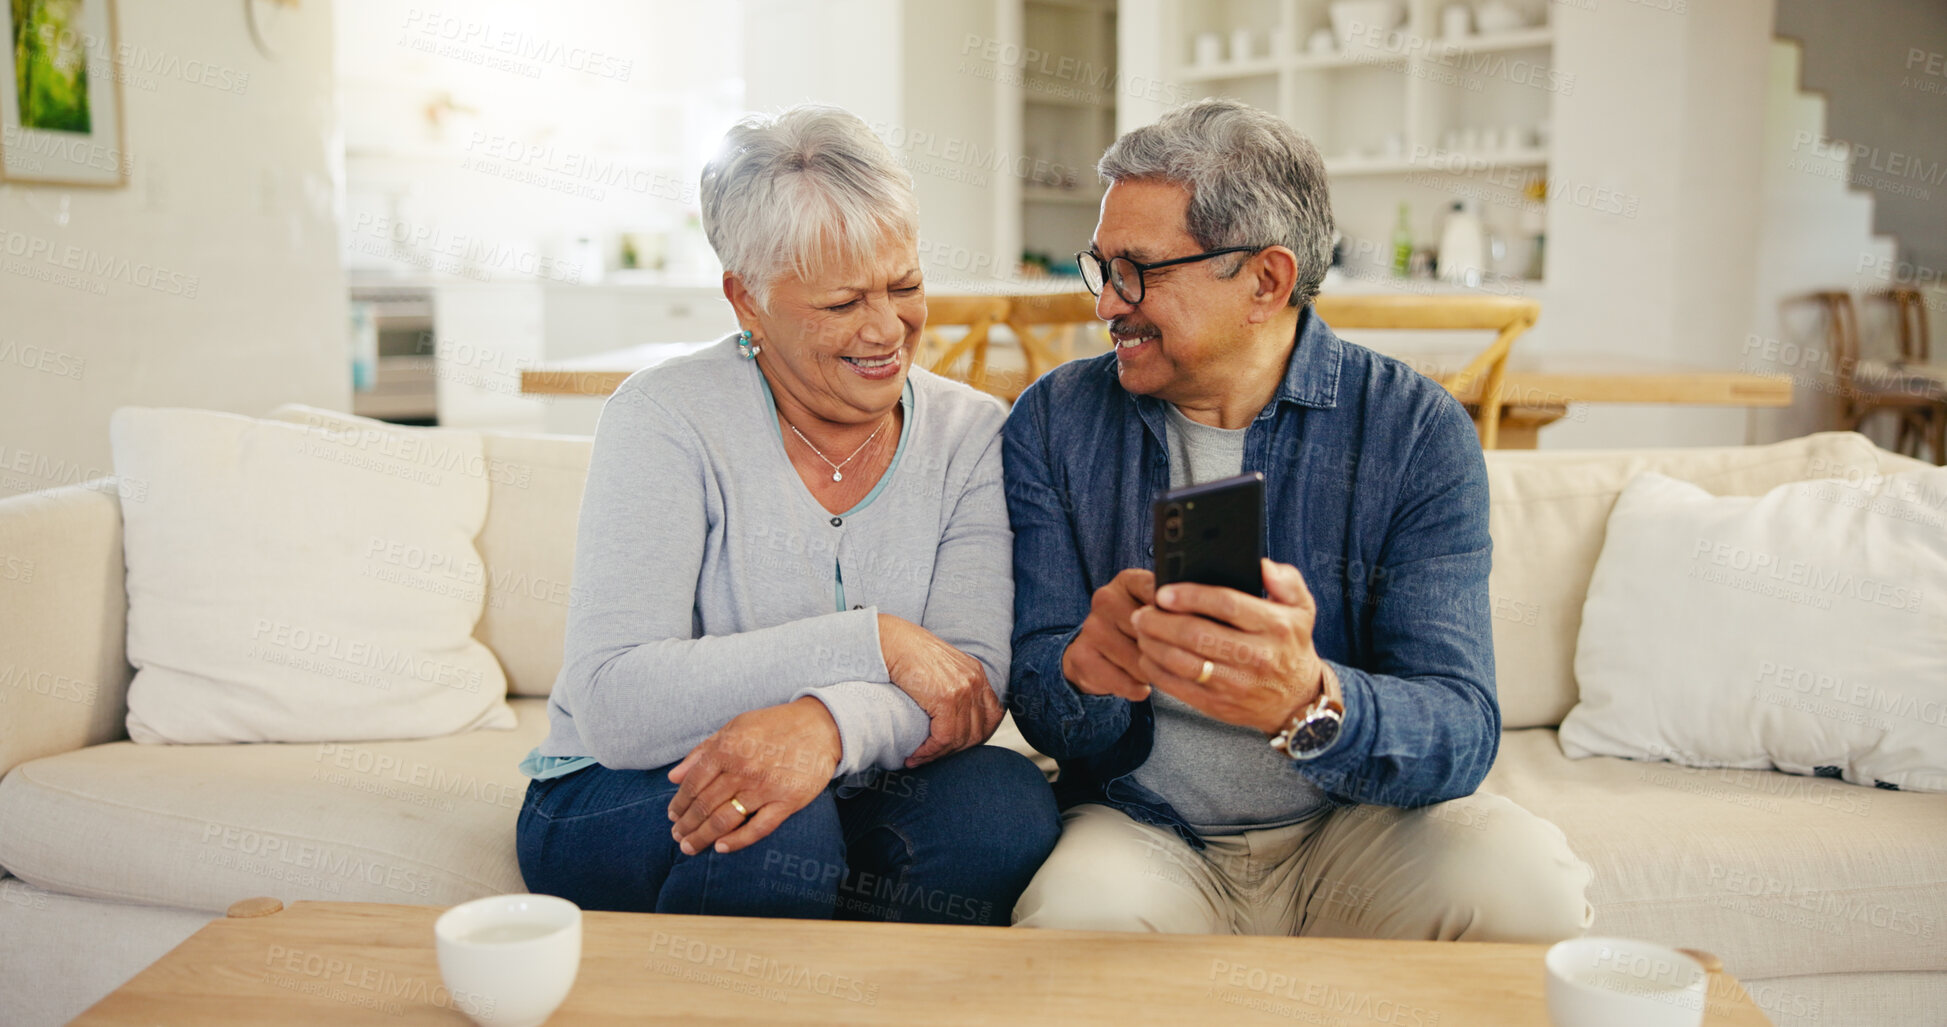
xmin=1075 ymin=246 xmax=1263 ymax=304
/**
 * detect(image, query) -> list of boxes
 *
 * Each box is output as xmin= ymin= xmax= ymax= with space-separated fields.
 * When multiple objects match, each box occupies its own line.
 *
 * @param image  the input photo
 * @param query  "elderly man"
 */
xmin=1005 ymin=99 xmax=1593 ymax=940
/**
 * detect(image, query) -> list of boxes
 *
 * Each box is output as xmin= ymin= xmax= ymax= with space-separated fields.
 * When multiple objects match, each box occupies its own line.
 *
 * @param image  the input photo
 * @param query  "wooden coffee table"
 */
xmin=74 ymin=900 xmax=1774 ymax=1025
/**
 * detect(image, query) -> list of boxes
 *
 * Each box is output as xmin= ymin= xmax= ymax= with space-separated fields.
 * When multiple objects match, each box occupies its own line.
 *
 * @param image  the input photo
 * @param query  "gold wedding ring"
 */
xmin=1196 ymin=659 xmax=1216 ymax=685
xmin=728 ymin=797 xmax=749 ymax=818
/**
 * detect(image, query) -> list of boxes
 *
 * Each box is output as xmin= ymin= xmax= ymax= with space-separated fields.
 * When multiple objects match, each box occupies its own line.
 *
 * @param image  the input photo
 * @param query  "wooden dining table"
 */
xmin=518 ymin=324 xmax=1794 ymax=450
xmin=1379 ymin=348 xmax=1794 ymax=448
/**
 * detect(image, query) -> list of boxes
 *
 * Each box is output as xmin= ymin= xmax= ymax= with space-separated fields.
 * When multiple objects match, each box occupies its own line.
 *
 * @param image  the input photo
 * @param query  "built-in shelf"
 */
xmin=1025 ymin=91 xmax=1115 ymax=111
xmin=1290 ymin=49 xmax=1408 ymax=72
xmin=1026 ymin=0 xmax=1115 ymax=11
xmin=1024 ymin=185 xmax=1106 ymax=206
xmin=1326 ymin=147 xmax=1551 ymax=176
xmin=1431 ymin=27 xmax=1554 ymax=55
xmin=1176 ymin=27 xmax=1550 ymax=81
xmin=1019 ymin=0 xmax=1118 ymax=262
xmin=1175 ymin=56 xmax=1283 ymax=82
xmin=1323 ymin=269 xmax=1546 ymax=297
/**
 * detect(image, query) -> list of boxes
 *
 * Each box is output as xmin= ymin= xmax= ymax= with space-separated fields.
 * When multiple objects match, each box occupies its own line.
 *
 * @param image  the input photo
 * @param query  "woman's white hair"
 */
xmin=699 ymin=104 xmax=918 ymax=310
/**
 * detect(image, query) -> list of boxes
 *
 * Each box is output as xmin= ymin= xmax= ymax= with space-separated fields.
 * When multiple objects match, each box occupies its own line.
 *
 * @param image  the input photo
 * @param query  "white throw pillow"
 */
xmin=112 ymin=407 xmax=515 ymax=743
xmin=1562 ymin=467 xmax=1947 ymax=792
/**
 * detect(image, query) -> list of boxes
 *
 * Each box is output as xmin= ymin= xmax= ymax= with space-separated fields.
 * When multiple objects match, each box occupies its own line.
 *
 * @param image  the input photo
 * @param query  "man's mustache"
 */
xmin=1109 ymin=317 xmax=1160 ymax=338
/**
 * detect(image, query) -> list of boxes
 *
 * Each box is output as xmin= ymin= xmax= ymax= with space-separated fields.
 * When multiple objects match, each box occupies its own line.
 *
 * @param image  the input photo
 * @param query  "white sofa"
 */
xmin=0 ymin=413 xmax=1941 ymax=1026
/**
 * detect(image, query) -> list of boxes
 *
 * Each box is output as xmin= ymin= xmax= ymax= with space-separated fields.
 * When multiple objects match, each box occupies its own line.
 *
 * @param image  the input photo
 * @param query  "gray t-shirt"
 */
xmin=1130 ymin=404 xmax=1333 ymax=833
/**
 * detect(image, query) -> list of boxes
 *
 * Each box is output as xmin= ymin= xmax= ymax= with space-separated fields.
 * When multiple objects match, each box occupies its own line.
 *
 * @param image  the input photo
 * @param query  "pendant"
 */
xmin=832 ymin=471 xmax=843 ymax=482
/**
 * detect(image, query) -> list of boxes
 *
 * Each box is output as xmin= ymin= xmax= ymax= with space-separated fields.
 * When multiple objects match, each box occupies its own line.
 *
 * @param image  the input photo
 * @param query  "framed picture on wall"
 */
xmin=0 ymin=0 xmax=127 ymax=186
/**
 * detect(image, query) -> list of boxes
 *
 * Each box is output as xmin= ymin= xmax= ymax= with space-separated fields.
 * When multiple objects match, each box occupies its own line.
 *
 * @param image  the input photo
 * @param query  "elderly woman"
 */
xmin=515 ymin=105 xmax=1059 ymax=924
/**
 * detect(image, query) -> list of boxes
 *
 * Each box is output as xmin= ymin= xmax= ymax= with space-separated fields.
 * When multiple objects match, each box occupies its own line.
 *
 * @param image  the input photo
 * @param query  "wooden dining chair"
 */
xmin=921 ymin=292 xmax=1538 ymax=446
xmin=1311 ymin=294 xmax=1541 ymax=449
xmin=995 ymin=291 xmax=1105 ymax=401
xmin=1812 ymin=289 xmax=1946 ymax=464
xmin=1870 ymin=288 xmax=1944 ymax=464
xmin=921 ymin=292 xmax=1103 ymax=403
xmin=916 ymin=295 xmax=1012 ymax=396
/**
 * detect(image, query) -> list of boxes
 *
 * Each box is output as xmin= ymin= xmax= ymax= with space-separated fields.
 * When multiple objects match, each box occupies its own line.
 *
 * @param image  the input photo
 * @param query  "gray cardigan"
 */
xmin=534 ymin=336 xmax=1014 ymax=778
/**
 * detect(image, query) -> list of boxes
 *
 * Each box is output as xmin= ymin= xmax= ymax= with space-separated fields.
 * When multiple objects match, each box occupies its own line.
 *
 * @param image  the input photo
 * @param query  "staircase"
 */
xmin=1745 ymin=38 xmax=1910 ymax=446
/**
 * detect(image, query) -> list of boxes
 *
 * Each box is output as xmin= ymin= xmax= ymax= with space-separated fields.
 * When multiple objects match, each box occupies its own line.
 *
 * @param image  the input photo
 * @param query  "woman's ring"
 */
xmin=1196 ymin=659 xmax=1216 ymax=685
xmin=729 ymin=797 xmax=749 ymax=818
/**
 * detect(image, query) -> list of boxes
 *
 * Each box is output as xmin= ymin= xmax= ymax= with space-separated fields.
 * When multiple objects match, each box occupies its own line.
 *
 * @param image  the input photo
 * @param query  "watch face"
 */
xmin=1292 ymin=715 xmax=1340 ymax=754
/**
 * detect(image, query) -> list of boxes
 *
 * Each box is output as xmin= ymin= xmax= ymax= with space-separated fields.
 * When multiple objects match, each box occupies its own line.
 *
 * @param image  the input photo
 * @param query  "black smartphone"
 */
xmin=1152 ymin=472 xmax=1265 ymax=597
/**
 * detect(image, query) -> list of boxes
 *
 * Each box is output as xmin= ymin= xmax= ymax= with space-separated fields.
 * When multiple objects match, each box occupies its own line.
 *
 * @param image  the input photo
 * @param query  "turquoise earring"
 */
xmin=737 ymin=329 xmax=761 ymax=360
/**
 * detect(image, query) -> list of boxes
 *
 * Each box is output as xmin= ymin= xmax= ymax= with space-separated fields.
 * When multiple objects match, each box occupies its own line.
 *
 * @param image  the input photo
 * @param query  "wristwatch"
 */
xmin=1269 ymin=692 xmax=1344 ymax=761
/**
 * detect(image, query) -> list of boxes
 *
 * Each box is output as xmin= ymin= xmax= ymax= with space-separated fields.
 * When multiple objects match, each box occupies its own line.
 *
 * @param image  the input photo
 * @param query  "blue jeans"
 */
xmin=516 ymin=745 xmax=1059 ymax=925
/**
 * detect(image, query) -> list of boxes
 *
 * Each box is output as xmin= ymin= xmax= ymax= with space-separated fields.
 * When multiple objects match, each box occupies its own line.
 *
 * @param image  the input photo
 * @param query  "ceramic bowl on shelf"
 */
xmin=1329 ymin=0 xmax=1404 ymax=51
xmin=1475 ymin=0 xmax=1527 ymax=33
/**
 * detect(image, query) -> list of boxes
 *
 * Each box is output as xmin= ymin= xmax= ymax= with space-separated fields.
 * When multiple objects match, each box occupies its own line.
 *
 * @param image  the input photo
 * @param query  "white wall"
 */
xmin=1536 ymin=0 xmax=1774 ymax=449
xmin=0 ymin=0 xmax=346 ymax=499
xmin=1743 ymin=40 xmax=1899 ymax=446
xmin=743 ymin=0 xmax=1015 ymax=289
xmin=743 ymin=0 xmax=903 ymax=128
xmin=338 ymin=0 xmax=744 ymax=282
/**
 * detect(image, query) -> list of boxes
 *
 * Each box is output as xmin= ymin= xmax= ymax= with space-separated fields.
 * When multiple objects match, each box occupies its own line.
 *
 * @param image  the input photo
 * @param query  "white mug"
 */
xmin=1194 ymin=32 xmax=1224 ymax=66
xmin=1442 ymin=4 xmax=1472 ymax=39
xmin=1545 ymin=938 xmax=1707 ymax=1027
xmin=436 ymin=894 xmax=583 ymax=1027
xmin=1231 ymin=28 xmax=1256 ymax=62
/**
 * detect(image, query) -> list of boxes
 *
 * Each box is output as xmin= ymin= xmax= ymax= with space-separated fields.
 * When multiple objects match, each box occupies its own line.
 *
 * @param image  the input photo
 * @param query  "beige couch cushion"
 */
xmin=270 ymin=406 xmax=592 ymax=697
xmin=0 ymin=699 xmax=547 ymax=912
xmin=466 ymin=432 xmax=591 ymax=698
xmin=1484 ymin=432 xmax=1908 ymax=728
xmin=1485 ymin=728 xmax=1947 ymax=980
xmin=0 ymin=482 xmax=133 ymax=778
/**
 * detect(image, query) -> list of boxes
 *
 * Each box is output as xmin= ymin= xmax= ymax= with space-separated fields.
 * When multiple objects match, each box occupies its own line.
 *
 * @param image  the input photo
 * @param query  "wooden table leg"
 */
xmin=1483 ymin=404 xmax=1568 ymax=449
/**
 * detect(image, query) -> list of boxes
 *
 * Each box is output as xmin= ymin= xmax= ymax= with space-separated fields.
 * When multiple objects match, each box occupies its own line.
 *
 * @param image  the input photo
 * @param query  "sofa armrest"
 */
xmin=0 ymin=479 xmax=133 ymax=776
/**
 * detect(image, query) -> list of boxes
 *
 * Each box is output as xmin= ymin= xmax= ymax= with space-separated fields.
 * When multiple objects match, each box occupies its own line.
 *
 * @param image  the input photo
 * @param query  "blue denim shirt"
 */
xmin=1002 ymin=307 xmax=1498 ymax=848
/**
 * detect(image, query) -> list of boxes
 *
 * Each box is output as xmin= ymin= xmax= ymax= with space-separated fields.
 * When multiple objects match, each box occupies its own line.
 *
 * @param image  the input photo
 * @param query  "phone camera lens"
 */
xmin=1163 ymin=505 xmax=1184 ymax=542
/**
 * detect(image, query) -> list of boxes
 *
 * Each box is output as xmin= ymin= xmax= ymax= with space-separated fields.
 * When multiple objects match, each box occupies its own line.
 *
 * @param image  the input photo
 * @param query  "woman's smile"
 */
xmin=840 ymin=350 xmax=904 ymax=379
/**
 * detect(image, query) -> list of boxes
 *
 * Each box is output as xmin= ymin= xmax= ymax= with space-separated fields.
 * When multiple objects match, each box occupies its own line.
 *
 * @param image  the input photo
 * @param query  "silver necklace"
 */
xmin=786 ymin=415 xmax=891 ymax=482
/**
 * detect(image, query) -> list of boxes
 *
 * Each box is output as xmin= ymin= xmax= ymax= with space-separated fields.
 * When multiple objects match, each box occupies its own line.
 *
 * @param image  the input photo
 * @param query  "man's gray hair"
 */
xmin=700 ymin=104 xmax=918 ymax=309
xmin=1097 ymin=98 xmax=1333 ymax=308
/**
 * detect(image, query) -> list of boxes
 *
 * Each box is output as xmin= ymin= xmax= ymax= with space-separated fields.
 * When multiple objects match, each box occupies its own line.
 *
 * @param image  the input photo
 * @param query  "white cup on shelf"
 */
xmin=1475 ymin=0 xmax=1527 ymax=33
xmin=1231 ymin=28 xmax=1256 ymax=62
xmin=1194 ymin=32 xmax=1224 ymax=66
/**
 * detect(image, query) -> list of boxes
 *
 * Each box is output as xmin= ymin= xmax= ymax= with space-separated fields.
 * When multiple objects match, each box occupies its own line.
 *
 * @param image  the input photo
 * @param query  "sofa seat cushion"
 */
xmin=1484 ymin=728 xmax=1947 ymax=980
xmin=0 ymin=699 xmax=549 ymax=913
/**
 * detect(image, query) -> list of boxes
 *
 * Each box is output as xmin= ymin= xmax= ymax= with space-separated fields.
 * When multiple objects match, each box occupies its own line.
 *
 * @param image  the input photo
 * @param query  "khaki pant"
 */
xmin=1013 ymin=794 xmax=1594 ymax=941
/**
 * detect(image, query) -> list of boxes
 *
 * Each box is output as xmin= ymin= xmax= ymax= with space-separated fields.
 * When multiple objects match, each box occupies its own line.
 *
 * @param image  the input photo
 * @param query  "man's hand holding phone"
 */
xmin=1130 ymin=558 xmax=1338 ymax=735
xmin=1060 ymin=568 xmax=1157 ymax=702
